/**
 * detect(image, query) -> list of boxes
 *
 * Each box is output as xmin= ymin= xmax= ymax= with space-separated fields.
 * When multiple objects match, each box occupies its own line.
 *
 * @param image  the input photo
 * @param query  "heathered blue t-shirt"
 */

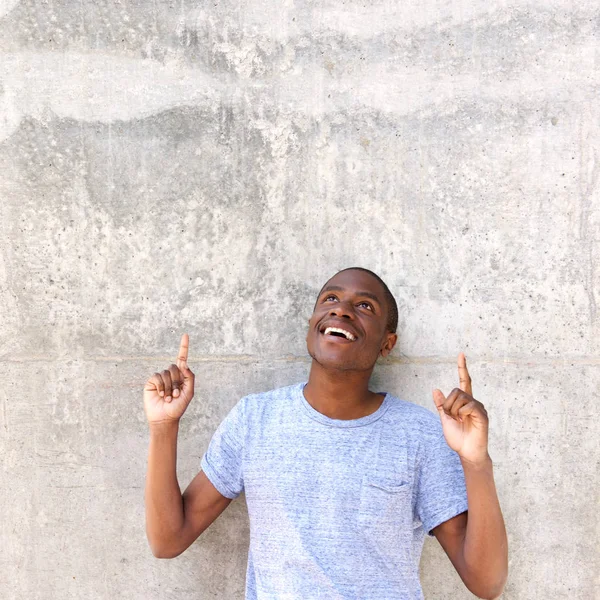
xmin=200 ymin=382 xmax=468 ymax=600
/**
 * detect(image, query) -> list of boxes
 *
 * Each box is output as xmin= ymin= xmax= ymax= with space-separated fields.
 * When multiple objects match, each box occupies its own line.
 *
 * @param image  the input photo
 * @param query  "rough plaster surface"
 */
xmin=0 ymin=1 xmax=598 ymax=598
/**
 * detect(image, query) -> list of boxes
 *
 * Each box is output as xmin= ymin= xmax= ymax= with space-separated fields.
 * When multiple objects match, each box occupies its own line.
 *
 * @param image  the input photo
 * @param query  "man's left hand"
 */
xmin=432 ymin=353 xmax=489 ymax=465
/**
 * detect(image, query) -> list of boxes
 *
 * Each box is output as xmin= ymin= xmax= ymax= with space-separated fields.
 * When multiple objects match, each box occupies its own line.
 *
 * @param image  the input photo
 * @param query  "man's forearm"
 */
xmin=145 ymin=420 xmax=185 ymax=557
xmin=461 ymin=455 xmax=508 ymax=598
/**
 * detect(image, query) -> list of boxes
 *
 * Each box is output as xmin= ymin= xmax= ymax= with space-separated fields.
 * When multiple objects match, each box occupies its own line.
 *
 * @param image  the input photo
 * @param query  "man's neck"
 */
xmin=303 ymin=361 xmax=384 ymax=420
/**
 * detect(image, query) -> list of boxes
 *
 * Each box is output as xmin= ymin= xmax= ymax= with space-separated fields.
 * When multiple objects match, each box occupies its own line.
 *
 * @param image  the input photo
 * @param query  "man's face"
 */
xmin=306 ymin=270 xmax=398 ymax=372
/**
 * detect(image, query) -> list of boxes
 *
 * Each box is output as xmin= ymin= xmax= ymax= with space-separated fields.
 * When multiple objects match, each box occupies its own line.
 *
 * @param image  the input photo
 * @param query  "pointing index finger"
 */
xmin=177 ymin=333 xmax=189 ymax=369
xmin=457 ymin=352 xmax=472 ymax=396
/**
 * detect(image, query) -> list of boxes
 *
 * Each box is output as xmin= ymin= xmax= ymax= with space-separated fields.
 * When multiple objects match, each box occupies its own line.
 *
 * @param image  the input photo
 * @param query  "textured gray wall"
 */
xmin=1 ymin=0 xmax=598 ymax=598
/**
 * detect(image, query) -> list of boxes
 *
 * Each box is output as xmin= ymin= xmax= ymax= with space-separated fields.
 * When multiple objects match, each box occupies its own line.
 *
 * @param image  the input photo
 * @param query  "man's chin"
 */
xmin=310 ymin=352 xmax=374 ymax=373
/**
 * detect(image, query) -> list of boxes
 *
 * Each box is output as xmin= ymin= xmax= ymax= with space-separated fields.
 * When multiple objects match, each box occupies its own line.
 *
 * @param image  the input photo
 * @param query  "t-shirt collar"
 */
xmin=295 ymin=382 xmax=391 ymax=428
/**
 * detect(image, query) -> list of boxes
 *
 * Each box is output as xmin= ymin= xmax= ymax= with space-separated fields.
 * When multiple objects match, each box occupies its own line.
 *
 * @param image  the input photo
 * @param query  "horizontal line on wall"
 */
xmin=2 ymin=355 xmax=600 ymax=366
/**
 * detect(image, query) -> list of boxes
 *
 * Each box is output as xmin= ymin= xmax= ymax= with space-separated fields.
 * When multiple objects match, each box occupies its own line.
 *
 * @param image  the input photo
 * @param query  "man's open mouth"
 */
xmin=321 ymin=326 xmax=357 ymax=341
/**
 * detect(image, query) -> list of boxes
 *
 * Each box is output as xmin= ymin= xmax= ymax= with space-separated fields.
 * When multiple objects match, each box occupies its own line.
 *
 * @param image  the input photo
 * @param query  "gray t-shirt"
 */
xmin=200 ymin=382 xmax=468 ymax=600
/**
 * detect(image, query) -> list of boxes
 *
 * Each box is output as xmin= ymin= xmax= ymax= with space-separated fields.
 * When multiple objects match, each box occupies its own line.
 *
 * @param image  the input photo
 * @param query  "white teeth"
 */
xmin=324 ymin=327 xmax=356 ymax=341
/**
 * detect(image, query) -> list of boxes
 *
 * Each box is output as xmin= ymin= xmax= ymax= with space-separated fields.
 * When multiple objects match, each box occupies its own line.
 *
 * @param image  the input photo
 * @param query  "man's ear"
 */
xmin=380 ymin=333 xmax=398 ymax=357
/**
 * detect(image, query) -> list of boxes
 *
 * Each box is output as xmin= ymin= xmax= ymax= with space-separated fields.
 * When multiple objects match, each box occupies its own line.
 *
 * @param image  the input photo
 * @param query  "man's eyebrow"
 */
xmin=320 ymin=285 xmax=382 ymax=305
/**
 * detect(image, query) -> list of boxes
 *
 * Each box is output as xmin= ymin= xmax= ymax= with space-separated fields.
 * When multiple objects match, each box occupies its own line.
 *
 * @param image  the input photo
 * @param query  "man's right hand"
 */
xmin=144 ymin=333 xmax=195 ymax=424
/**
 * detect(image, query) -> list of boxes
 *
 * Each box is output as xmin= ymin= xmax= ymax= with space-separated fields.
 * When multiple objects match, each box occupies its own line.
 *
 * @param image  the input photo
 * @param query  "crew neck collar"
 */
xmin=294 ymin=382 xmax=391 ymax=428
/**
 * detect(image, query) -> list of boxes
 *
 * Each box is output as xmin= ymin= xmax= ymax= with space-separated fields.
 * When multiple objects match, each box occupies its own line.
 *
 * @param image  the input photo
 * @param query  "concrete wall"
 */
xmin=1 ymin=0 xmax=598 ymax=598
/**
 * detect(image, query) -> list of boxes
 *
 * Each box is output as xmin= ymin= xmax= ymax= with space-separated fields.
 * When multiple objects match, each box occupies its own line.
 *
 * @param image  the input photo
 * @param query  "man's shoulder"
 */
xmin=225 ymin=383 xmax=303 ymax=437
xmin=385 ymin=393 xmax=439 ymax=421
xmin=384 ymin=393 xmax=444 ymax=439
xmin=236 ymin=382 xmax=303 ymax=416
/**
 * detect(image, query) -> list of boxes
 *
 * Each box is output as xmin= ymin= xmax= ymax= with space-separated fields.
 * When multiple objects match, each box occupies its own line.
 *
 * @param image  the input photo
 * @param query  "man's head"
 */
xmin=306 ymin=268 xmax=399 ymax=372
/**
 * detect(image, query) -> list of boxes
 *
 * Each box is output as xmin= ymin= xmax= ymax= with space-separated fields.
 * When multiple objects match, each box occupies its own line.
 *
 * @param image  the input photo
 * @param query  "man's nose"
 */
xmin=329 ymin=301 xmax=354 ymax=319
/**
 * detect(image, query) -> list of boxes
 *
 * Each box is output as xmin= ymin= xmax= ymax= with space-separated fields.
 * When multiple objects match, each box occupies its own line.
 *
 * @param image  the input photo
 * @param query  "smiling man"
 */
xmin=143 ymin=267 xmax=508 ymax=600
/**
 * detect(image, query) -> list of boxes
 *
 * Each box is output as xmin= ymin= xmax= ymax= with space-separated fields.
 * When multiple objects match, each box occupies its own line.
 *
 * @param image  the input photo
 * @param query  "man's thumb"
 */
xmin=432 ymin=389 xmax=446 ymax=412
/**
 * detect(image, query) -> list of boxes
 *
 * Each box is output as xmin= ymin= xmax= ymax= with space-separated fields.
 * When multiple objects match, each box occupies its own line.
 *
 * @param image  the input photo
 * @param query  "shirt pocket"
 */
xmin=358 ymin=472 xmax=414 ymax=554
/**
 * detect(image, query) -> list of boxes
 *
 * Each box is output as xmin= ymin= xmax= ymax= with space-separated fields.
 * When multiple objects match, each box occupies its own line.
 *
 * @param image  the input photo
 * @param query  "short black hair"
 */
xmin=316 ymin=267 xmax=399 ymax=334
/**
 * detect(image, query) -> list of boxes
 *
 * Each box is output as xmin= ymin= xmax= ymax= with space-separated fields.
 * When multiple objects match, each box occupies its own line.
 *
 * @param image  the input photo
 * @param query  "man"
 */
xmin=143 ymin=267 xmax=508 ymax=599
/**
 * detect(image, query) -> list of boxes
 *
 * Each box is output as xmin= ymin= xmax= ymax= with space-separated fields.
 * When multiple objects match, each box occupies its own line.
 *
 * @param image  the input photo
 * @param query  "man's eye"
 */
xmin=324 ymin=295 xmax=338 ymax=301
xmin=358 ymin=302 xmax=373 ymax=310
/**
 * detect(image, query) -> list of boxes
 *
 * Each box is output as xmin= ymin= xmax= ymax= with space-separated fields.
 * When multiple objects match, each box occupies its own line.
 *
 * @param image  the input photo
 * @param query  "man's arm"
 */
xmin=432 ymin=456 xmax=507 ymax=599
xmin=431 ymin=353 xmax=508 ymax=599
xmin=145 ymin=421 xmax=232 ymax=558
xmin=143 ymin=333 xmax=232 ymax=558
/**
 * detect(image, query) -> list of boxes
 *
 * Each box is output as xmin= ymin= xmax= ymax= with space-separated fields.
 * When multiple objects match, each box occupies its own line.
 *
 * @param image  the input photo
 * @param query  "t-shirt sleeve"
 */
xmin=200 ymin=397 xmax=246 ymax=500
xmin=416 ymin=424 xmax=469 ymax=536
